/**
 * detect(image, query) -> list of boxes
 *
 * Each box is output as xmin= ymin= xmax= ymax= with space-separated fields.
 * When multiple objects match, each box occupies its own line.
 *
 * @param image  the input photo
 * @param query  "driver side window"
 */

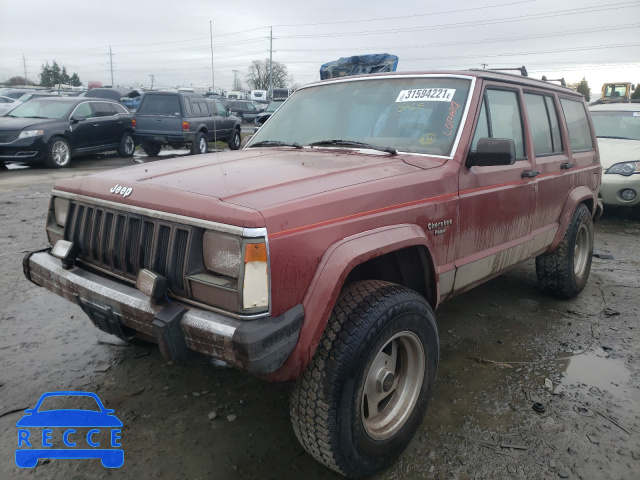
xmin=471 ymin=89 xmax=525 ymax=158
xmin=72 ymin=103 xmax=93 ymax=118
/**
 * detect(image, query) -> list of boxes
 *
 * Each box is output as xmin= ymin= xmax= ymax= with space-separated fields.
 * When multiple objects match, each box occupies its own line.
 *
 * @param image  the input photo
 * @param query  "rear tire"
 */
xmin=536 ymin=203 xmax=593 ymax=299
xmin=290 ymin=281 xmax=439 ymax=478
xmin=117 ymin=132 xmax=135 ymax=157
xmin=228 ymin=130 xmax=241 ymax=150
xmin=191 ymin=132 xmax=208 ymax=154
xmin=44 ymin=137 xmax=71 ymax=168
xmin=142 ymin=141 xmax=161 ymax=157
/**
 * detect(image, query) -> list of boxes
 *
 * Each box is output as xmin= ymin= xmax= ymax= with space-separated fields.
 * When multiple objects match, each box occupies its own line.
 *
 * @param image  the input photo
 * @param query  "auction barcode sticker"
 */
xmin=396 ymin=88 xmax=456 ymax=102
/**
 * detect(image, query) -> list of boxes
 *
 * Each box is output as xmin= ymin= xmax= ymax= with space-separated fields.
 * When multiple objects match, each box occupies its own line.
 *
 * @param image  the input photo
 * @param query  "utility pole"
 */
xmin=269 ymin=26 xmax=273 ymax=100
xmin=210 ymin=21 xmax=215 ymax=93
xmin=481 ymin=63 xmax=488 ymax=69
xmin=232 ymin=70 xmax=238 ymax=90
xmin=109 ymin=46 xmax=114 ymax=86
xmin=149 ymin=74 xmax=155 ymax=90
xmin=22 ymin=54 xmax=27 ymax=84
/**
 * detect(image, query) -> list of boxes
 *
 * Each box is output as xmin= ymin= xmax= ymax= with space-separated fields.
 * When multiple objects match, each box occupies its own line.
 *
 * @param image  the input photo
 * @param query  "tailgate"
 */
xmin=136 ymin=115 xmax=184 ymax=135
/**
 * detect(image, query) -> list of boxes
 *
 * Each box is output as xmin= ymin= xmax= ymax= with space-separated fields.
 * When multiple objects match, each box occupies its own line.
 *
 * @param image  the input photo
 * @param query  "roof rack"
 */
xmin=541 ymin=76 xmax=567 ymax=87
xmin=488 ymin=66 xmax=528 ymax=77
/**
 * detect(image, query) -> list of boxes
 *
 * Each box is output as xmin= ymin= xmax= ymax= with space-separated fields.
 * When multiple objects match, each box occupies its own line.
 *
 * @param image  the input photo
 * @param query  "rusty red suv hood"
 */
xmin=54 ymin=149 xmax=445 ymax=228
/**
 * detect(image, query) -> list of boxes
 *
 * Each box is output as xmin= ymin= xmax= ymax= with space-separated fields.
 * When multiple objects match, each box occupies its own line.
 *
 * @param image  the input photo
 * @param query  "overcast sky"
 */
xmin=1 ymin=0 xmax=639 ymax=94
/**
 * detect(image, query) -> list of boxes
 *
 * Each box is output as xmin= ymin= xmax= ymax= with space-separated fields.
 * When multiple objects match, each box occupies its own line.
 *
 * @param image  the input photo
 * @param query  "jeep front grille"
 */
xmin=64 ymin=200 xmax=193 ymax=297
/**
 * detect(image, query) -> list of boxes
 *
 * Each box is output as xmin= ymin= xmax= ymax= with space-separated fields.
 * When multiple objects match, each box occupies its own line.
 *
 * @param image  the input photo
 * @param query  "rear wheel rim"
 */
xmin=574 ymin=223 xmax=589 ymax=278
xmin=124 ymin=135 xmax=135 ymax=155
xmin=52 ymin=140 xmax=70 ymax=165
xmin=361 ymin=331 xmax=425 ymax=440
xmin=199 ymin=136 xmax=207 ymax=153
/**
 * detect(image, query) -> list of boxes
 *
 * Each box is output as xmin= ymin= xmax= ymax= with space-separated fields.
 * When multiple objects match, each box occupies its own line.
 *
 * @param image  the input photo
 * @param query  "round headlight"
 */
xmin=620 ymin=189 xmax=637 ymax=201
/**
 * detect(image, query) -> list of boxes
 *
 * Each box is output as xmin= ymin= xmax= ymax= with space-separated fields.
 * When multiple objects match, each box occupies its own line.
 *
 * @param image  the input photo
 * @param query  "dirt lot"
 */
xmin=0 ymin=154 xmax=638 ymax=480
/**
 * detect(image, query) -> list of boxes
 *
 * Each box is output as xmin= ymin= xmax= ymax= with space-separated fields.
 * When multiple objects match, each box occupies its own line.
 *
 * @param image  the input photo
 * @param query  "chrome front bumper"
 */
xmin=24 ymin=250 xmax=303 ymax=375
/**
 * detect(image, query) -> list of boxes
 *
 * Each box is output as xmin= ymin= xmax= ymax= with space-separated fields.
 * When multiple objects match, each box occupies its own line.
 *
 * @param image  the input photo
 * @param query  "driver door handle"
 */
xmin=521 ymin=170 xmax=539 ymax=178
xmin=561 ymin=162 xmax=574 ymax=170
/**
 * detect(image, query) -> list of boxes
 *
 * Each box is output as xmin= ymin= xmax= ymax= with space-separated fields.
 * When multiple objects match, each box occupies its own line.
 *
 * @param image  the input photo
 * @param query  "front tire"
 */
xmin=191 ymin=132 xmax=208 ymax=154
xmin=117 ymin=132 xmax=135 ymax=157
xmin=228 ymin=129 xmax=241 ymax=150
xmin=44 ymin=137 xmax=71 ymax=168
xmin=290 ymin=281 xmax=439 ymax=478
xmin=142 ymin=141 xmax=161 ymax=157
xmin=536 ymin=203 xmax=594 ymax=299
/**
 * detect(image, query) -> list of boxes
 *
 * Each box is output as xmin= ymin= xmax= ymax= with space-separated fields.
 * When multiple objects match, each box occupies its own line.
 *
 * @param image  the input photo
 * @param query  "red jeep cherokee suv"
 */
xmin=24 ymin=69 xmax=601 ymax=477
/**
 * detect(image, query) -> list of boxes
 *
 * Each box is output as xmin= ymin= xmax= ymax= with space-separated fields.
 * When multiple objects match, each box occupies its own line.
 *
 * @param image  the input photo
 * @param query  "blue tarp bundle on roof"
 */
xmin=319 ymin=54 xmax=399 ymax=80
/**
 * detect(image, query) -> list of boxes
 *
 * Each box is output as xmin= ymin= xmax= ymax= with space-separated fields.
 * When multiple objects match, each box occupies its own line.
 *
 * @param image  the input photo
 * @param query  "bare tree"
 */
xmin=6 ymin=76 xmax=34 ymax=86
xmin=246 ymin=59 xmax=293 ymax=91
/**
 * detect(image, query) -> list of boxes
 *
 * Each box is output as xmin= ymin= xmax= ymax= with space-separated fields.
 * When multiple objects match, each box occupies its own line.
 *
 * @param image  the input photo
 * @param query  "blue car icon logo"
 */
xmin=15 ymin=391 xmax=123 ymax=468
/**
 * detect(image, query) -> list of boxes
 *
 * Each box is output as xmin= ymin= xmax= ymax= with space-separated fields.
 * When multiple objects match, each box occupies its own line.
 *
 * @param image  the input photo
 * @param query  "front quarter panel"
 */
xmin=263 ymin=224 xmax=436 ymax=382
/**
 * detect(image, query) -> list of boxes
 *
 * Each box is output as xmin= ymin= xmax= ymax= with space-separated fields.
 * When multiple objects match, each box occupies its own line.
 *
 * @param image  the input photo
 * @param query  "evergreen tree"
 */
xmin=69 ymin=73 xmax=82 ymax=87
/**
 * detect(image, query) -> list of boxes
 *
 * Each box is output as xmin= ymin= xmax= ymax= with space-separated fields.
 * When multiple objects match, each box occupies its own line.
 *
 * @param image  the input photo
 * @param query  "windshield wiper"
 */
xmin=598 ymin=135 xmax=633 ymax=140
xmin=249 ymin=140 xmax=302 ymax=149
xmin=309 ymin=139 xmax=397 ymax=155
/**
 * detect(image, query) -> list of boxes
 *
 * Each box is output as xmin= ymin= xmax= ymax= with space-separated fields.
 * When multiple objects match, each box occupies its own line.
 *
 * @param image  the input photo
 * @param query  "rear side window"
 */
xmin=139 ymin=95 xmax=182 ymax=116
xmin=193 ymin=101 xmax=209 ymax=116
xmin=113 ymin=103 xmax=129 ymax=114
xmin=92 ymin=102 xmax=115 ymax=117
xmin=560 ymin=98 xmax=593 ymax=151
xmin=472 ymin=89 xmax=526 ymax=158
xmin=524 ymin=93 xmax=563 ymax=155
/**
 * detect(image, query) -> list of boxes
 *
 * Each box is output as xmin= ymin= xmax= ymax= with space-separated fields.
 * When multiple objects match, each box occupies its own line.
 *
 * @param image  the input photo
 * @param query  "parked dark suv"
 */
xmin=133 ymin=92 xmax=242 ymax=156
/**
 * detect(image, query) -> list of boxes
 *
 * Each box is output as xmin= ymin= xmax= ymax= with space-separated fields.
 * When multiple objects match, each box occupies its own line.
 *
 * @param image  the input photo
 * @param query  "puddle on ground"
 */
xmin=556 ymin=350 xmax=631 ymax=397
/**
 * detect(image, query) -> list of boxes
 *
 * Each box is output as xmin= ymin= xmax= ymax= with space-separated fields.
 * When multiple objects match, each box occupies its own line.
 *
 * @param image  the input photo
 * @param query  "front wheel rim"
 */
xmin=574 ymin=223 xmax=590 ymax=278
xmin=52 ymin=140 xmax=70 ymax=165
xmin=361 ymin=331 xmax=425 ymax=440
xmin=234 ymin=133 xmax=240 ymax=147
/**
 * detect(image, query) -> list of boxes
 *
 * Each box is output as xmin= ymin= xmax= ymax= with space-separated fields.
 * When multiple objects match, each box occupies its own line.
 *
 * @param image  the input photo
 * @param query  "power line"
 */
xmin=273 ymin=0 xmax=539 ymax=27
xmin=278 ymin=23 xmax=640 ymax=53
xmin=275 ymin=1 xmax=640 ymax=39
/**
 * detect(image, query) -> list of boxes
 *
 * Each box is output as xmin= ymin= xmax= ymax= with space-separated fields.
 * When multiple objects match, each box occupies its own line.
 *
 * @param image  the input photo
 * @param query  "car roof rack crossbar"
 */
xmin=541 ymin=76 xmax=567 ymax=87
xmin=489 ymin=66 xmax=528 ymax=77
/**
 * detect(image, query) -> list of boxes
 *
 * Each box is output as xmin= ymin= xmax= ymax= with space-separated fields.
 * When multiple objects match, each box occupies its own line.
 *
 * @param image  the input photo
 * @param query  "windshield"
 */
xmin=591 ymin=110 xmax=640 ymax=141
xmin=7 ymin=99 xmax=74 ymax=119
xmin=248 ymin=76 xmax=472 ymax=156
xmin=266 ymin=101 xmax=283 ymax=112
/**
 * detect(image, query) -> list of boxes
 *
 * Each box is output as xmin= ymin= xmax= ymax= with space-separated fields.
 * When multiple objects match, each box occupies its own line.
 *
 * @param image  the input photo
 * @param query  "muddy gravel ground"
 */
xmin=0 ymin=154 xmax=638 ymax=480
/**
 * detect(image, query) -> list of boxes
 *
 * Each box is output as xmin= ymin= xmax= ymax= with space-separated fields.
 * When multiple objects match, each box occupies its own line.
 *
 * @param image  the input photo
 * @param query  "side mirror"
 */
xmin=71 ymin=115 xmax=86 ymax=123
xmin=467 ymin=138 xmax=516 ymax=167
xmin=226 ymin=110 xmax=231 ymax=117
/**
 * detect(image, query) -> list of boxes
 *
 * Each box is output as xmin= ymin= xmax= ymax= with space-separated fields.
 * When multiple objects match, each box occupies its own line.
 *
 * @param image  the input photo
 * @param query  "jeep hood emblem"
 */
xmin=110 ymin=184 xmax=132 ymax=197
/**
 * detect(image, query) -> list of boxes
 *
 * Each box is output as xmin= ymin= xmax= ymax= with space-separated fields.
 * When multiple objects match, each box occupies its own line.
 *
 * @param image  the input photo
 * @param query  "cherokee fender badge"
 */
xmin=427 ymin=219 xmax=453 ymax=235
xmin=110 ymin=184 xmax=132 ymax=197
